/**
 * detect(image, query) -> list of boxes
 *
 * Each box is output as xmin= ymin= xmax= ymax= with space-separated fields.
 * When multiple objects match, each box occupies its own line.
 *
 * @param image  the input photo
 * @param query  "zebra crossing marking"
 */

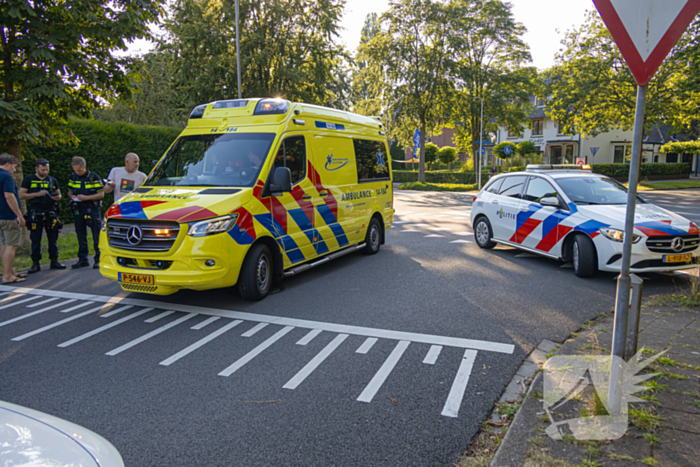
xmin=219 ymin=326 xmax=296 ymax=377
xmin=357 ymin=340 xmax=410 ymax=403
xmin=160 ymin=320 xmax=244 ymax=366
xmin=283 ymin=334 xmax=349 ymax=390
xmin=441 ymin=350 xmax=478 ymax=418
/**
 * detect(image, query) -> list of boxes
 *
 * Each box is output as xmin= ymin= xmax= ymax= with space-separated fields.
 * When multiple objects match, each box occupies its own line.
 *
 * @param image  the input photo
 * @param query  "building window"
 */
xmin=550 ymin=146 xmax=562 ymax=164
xmin=564 ymin=145 xmax=574 ymax=164
xmin=535 ymin=96 xmax=546 ymax=107
xmin=666 ymin=153 xmax=678 ymax=163
xmin=531 ymin=119 xmax=543 ymax=136
xmin=682 ymin=153 xmax=692 ymax=164
xmin=613 ymin=145 xmax=631 ymax=163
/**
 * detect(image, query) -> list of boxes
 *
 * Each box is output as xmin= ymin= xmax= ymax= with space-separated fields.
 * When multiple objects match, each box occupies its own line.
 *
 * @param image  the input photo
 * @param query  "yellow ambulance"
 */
xmin=99 ymin=98 xmax=394 ymax=300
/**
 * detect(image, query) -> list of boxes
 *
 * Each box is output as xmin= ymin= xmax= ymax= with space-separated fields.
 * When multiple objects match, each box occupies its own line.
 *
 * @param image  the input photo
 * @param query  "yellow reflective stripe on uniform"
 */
xmin=68 ymin=181 xmax=81 ymax=188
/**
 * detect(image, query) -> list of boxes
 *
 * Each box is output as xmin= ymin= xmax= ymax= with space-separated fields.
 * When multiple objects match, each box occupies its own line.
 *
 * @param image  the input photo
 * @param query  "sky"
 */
xmin=127 ymin=0 xmax=596 ymax=70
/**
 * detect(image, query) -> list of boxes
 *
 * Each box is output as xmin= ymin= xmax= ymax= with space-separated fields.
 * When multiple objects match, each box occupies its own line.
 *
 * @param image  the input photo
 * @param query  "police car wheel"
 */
xmin=573 ymin=235 xmax=597 ymax=278
xmin=474 ymin=217 xmax=496 ymax=249
xmin=238 ymin=244 xmax=273 ymax=300
xmin=362 ymin=218 xmax=382 ymax=255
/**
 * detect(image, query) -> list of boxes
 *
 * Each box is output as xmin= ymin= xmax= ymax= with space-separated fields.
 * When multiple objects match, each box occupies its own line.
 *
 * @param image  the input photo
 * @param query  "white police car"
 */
xmin=470 ymin=165 xmax=700 ymax=277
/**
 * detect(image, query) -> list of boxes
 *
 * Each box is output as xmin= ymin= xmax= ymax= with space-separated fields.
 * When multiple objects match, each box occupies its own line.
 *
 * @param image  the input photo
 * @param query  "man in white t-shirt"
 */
xmin=105 ymin=153 xmax=147 ymax=202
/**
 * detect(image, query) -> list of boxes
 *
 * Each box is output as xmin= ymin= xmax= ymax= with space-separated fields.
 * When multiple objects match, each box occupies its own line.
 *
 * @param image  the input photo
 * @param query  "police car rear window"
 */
xmin=498 ymin=176 xmax=526 ymax=198
xmin=354 ymin=139 xmax=390 ymax=182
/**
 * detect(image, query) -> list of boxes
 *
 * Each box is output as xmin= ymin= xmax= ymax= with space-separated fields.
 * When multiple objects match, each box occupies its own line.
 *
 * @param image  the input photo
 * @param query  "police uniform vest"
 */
xmin=22 ymin=174 xmax=59 ymax=211
xmin=69 ymin=171 xmax=103 ymax=207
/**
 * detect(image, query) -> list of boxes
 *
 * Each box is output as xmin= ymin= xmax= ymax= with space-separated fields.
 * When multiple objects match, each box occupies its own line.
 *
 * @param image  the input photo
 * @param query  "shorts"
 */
xmin=0 ymin=219 xmax=21 ymax=247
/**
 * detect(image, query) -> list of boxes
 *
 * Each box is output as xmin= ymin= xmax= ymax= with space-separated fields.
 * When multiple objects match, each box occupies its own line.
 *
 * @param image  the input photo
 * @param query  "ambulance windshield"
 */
xmin=146 ymin=133 xmax=276 ymax=187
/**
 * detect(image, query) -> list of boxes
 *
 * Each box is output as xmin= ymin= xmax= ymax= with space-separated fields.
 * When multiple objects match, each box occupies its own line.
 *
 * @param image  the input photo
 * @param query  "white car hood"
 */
xmin=576 ymin=203 xmax=698 ymax=236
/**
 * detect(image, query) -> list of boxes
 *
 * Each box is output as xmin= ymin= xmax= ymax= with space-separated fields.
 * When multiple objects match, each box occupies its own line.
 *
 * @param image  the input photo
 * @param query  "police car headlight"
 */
xmin=599 ymin=228 xmax=641 ymax=244
xmin=187 ymin=214 xmax=239 ymax=237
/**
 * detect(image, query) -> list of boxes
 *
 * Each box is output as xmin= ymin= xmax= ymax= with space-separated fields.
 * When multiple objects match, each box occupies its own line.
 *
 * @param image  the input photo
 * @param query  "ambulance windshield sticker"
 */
xmin=377 ymin=149 xmax=386 ymax=170
xmin=325 ymin=154 xmax=349 ymax=171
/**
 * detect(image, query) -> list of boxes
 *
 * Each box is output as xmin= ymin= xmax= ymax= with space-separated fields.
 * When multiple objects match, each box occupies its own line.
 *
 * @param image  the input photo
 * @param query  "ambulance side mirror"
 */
xmin=270 ymin=167 xmax=292 ymax=194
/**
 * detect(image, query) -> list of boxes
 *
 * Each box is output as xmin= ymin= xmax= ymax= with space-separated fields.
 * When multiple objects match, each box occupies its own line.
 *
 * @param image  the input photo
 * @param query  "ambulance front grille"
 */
xmin=645 ymin=234 xmax=699 ymax=254
xmin=107 ymin=219 xmax=180 ymax=252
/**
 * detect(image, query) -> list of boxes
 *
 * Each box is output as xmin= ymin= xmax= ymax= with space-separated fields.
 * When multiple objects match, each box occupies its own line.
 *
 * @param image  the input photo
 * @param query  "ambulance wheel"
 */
xmin=573 ymin=235 xmax=597 ymax=278
xmin=238 ymin=244 xmax=273 ymax=300
xmin=361 ymin=218 xmax=382 ymax=255
xmin=474 ymin=216 xmax=496 ymax=249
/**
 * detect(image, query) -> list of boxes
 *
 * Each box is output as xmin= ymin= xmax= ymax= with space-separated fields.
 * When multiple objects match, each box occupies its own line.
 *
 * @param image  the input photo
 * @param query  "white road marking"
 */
xmin=242 ymin=322 xmax=268 ymax=337
xmin=441 ymin=350 xmax=478 ymax=418
xmin=428 ymin=227 xmax=453 ymax=231
xmin=424 ymin=234 xmax=445 ymax=238
xmin=407 ymin=224 xmax=430 ymax=227
xmin=358 ymin=340 xmax=410 ymax=403
xmin=58 ymin=308 xmax=153 ymax=348
xmin=99 ymin=305 xmax=134 ymax=318
xmin=0 ymin=309 xmax=47 ymax=328
xmin=0 ymin=286 xmax=515 ymax=354
xmin=0 ymin=293 xmax=22 ymax=305
xmin=0 ymin=295 xmax=41 ymax=310
xmin=105 ymin=313 xmax=197 ymax=356
xmin=356 ymin=337 xmax=378 ymax=354
xmin=42 ymin=299 xmax=75 ymax=312
xmin=0 ymin=292 xmax=9 ymax=298
xmin=450 ymin=240 xmax=473 ymax=244
xmin=452 ymin=232 xmax=473 ymax=236
xmin=191 ymin=316 xmax=220 ymax=330
xmin=26 ymin=297 xmax=59 ymax=308
xmin=283 ymin=334 xmax=349 ymax=390
xmin=297 ymin=329 xmax=323 ymax=346
xmin=219 ymin=326 xmax=295 ymax=377
xmin=442 ymin=210 xmax=472 ymax=216
xmin=145 ymin=310 xmax=175 ymax=323
xmin=400 ymin=230 xmax=419 ymax=233
xmin=393 ymin=221 xmax=410 ymax=224
xmin=423 ymin=345 xmax=442 ymax=365
xmin=12 ymin=305 xmax=105 ymax=341
xmin=61 ymin=301 xmax=94 ymax=313
xmin=160 ymin=320 xmax=244 ymax=366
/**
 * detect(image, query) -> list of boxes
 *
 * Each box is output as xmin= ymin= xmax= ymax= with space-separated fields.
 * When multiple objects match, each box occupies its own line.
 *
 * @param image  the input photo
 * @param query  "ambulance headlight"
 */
xmin=187 ymin=214 xmax=239 ymax=237
xmin=599 ymin=228 xmax=641 ymax=243
xmin=253 ymin=99 xmax=289 ymax=115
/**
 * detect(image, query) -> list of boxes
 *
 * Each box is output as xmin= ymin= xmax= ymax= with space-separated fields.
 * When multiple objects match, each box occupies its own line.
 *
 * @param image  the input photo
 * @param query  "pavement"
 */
xmin=489 ymin=272 xmax=700 ymax=467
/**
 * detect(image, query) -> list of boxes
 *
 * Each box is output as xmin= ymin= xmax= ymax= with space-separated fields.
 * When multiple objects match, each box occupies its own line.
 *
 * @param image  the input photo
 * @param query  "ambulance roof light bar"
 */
xmin=526 ymin=164 xmax=592 ymax=172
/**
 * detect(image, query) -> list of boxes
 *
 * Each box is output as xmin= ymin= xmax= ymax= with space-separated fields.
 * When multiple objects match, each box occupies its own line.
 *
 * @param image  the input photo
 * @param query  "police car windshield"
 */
xmin=146 ymin=133 xmax=275 ymax=188
xmin=555 ymin=176 xmax=644 ymax=205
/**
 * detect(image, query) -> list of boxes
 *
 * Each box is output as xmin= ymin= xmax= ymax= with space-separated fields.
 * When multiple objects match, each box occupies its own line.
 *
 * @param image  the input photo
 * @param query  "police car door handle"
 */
xmin=302 ymin=195 xmax=312 ymax=200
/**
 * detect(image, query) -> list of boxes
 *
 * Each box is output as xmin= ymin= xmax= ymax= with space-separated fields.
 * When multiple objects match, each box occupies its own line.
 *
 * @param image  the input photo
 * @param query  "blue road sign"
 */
xmin=590 ymin=147 xmax=600 ymax=158
xmin=503 ymin=146 xmax=512 ymax=156
xmin=480 ymin=147 xmax=486 ymax=155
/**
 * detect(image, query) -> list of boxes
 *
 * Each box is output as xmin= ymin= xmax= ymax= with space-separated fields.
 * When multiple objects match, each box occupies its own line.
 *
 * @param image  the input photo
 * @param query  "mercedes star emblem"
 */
xmin=126 ymin=226 xmax=143 ymax=245
xmin=671 ymin=237 xmax=685 ymax=253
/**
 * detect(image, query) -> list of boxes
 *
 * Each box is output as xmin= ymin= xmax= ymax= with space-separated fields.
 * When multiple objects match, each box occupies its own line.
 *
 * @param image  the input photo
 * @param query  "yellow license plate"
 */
xmin=663 ymin=254 xmax=691 ymax=263
xmin=118 ymin=272 xmax=155 ymax=285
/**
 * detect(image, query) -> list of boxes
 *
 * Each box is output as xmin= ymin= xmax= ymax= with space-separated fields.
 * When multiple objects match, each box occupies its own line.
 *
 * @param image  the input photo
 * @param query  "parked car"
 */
xmin=470 ymin=165 xmax=700 ymax=277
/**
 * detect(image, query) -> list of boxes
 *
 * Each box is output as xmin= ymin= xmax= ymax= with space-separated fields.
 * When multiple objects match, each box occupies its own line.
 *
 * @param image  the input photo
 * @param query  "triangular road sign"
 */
xmin=593 ymin=0 xmax=700 ymax=86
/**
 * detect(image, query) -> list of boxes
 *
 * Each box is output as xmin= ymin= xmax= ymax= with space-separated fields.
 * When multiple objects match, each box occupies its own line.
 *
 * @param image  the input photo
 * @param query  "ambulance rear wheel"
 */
xmin=362 ymin=218 xmax=382 ymax=255
xmin=238 ymin=244 xmax=273 ymax=300
xmin=573 ymin=235 xmax=597 ymax=278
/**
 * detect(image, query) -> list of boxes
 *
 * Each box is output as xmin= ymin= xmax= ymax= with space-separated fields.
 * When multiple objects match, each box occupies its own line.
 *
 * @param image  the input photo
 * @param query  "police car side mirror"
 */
xmin=540 ymin=197 xmax=560 ymax=208
xmin=270 ymin=167 xmax=292 ymax=194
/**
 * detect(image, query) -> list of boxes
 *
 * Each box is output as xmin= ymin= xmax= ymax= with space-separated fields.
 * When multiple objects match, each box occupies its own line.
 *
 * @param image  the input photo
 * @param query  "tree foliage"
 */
xmin=516 ymin=140 xmax=538 ymax=157
xmin=660 ymin=141 xmax=700 ymax=154
xmin=437 ymin=146 xmax=457 ymax=166
xmin=352 ymin=13 xmax=382 ymax=116
xmin=493 ymin=141 xmax=517 ymax=160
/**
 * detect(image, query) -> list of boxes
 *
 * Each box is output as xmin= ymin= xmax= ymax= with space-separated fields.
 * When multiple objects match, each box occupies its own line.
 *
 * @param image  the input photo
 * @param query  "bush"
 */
xmin=392 ymin=170 xmax=489 ymax=185
xmin=592 ymin=163 xmax=690 ymax=177
xmin=26 ymin=119 xmax=181 ymax=223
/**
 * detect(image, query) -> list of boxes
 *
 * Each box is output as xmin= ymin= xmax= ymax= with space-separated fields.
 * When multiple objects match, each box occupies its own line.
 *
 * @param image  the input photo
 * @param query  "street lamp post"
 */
xmin=468 ymin=94 xmax=484 ymax=190
xmin=235 ymin=0 xmax=242 ymax=99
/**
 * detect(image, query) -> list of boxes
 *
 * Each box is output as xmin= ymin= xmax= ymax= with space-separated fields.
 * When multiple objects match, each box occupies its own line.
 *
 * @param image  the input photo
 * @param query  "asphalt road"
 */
xmin=0 ymin=189 xmax=696 ymax=466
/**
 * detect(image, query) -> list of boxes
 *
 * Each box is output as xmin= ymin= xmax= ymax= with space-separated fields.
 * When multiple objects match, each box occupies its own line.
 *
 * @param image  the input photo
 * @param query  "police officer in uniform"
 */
xmin=67 ymin=157 xmax=104 ymax=269
xmin=19 ymin=159 xmax=66 ymax=272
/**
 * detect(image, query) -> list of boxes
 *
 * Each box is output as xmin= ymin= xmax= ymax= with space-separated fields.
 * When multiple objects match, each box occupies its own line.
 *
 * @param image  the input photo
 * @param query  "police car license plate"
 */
xmin=663 ymin=254 xmax=691 ymax=263
xmin=118 ymin=272 xmax=155 ymax=285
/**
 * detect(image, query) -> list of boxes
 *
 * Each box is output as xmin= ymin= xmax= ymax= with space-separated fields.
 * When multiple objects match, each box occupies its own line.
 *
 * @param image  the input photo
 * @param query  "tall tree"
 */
xmin=163 ymin=0 xmax=352 ymax=112
xmin=447 ymin=0 xmax=535 ymax=172
xmin=352 ymin=13 xmax=382 ymax=116
xmin=360 ymin=0 xmax=454 ymax=182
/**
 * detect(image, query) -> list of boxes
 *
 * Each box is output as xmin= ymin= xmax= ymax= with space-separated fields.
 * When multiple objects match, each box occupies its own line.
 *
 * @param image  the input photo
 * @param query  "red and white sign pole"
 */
xmin=592 ymin=0 xmax=700 ymax=415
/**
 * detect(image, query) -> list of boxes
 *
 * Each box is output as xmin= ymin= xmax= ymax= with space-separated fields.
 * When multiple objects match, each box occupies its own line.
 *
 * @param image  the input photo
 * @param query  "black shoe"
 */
xmin=28 ymin=263 xmax=41 ymax=274
xmin=71 ymin=261 xmax=90 ymax=269
xmin=93 ymin=262 xmax=100 ymax=269
xmin=50 ymin=261 xmax=66 ymax=270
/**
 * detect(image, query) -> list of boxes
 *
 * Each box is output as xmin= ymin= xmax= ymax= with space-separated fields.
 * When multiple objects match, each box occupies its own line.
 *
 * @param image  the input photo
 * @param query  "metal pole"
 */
xmin=608 ymin=85 xmax=647 ymax=415
xmin=235 ymin=0 xmax=242 ymax=99
xmin=478 ymin=98 xmax=483 ymax=190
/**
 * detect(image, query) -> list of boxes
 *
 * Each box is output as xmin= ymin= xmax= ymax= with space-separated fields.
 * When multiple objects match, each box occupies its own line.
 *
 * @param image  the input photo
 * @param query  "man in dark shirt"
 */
xmin=19 ymin=159 xmax=66 ymax=273
xmin=67 ymin=157 xmax=104 ymax=269
xmin=0 ymin=153 xmax=26 ymax=284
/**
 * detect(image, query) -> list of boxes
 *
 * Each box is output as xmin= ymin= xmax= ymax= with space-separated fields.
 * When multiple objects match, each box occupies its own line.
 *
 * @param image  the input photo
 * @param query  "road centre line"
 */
xmin=357 ymin=340 xmax=411 ymax=403
xmin=160 ymin=320 xmax=244 ymax=366
xmin=12 ymin=305 xmax=105 ymax=341
xmin=423 ymin=345 xmax=442 ymax=365
xmin=58 ymin=308 xmax=153 ymax=348
xmin=218 ymin=326 xmax=295 ymax=377
xmin=61 ymin=301 xmax=94 ymax=313
xmin=284 ymin=334 xmax=349 ymax=390
xmin=191 ymin=316 xmax=220 ymax=330
xmin=297 ymin=329 xmax=323 ymax=346
xmin=356 ymin=337 xmax=378 ymax=354
xmin=145 ymin=310 xmax=175 ymax=323
xmin=0 ymin=295 xmax=41 ymax=310
xmin=0 ymin=286 xmax=515 ymax=354
xmin=242 ymin=322 xmax=268 ymax=337
xmin=441 ymin=350 xmax=478 ymax=418
xmin=106 ymin=313 xmax=197 ymax=356
xmin=27 ymin=297 xmax=59 ymax=308
xmin=100 ymin=305 xmax=134 ymax=318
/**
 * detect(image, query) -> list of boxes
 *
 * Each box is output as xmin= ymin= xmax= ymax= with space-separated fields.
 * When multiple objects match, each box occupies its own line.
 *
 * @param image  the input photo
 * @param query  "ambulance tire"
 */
xmin=362 ymin=218 xmax=382 ymax=255
xmin=573 ymin=235 xmax=597 ymax=278
xmin=474 ymin=216 xmax=496 ymax=249
xmin=238 ymin=243 xmax=274 ymax=300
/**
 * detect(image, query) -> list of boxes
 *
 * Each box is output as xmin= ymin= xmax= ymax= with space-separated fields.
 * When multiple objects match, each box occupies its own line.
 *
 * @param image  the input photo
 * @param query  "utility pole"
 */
xmin=235 ymin=0 xmax=242 ymax=99
xmin=468 ymin=94 xmax=484 ymax=190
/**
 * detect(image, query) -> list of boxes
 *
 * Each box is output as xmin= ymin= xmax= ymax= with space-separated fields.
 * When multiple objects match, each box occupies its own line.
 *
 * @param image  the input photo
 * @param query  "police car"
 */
xmin=470 ymin=165 xmax=700 ymax=277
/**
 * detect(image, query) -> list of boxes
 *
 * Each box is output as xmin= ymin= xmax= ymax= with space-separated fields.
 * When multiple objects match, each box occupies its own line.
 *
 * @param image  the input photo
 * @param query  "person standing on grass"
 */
xmin=104 ymin=152 xmax=147 ymax=203
xmin=67 ymin=157 xmax=104 ymax=270
xmin=0 ymin=153 xmax=27 ymax=284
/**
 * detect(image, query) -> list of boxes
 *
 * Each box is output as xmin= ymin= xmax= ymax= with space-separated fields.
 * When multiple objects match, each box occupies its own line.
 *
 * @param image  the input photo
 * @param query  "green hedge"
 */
xmin=591 ymin=163 xmax=690 ymax=177
xmin=25 ymin=119 xmax=181 ymax=223
xmin=393 ymin=170 xmax=489 ymax=185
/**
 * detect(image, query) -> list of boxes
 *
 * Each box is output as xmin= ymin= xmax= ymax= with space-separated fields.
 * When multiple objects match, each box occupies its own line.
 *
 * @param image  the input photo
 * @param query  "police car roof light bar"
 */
xmin=526 ymin=164 xmax=591 ymax=172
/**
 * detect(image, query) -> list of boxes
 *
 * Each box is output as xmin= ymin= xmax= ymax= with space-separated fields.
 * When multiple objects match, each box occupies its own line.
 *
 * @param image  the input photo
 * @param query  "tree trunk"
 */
xmin=419 ymin=119 xmax=426 ymax=183
xmin=5 ymin=140 xmax=30 ymax=246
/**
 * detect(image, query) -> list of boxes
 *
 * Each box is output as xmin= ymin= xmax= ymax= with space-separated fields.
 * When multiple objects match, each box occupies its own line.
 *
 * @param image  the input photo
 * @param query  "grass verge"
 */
xmin=399 ymin=181 xmax=478 ymax=192
xmin=0 ymin=231 xmax=95 ymax=271
xmin=639 ymin=180 xmax=700 ymax=190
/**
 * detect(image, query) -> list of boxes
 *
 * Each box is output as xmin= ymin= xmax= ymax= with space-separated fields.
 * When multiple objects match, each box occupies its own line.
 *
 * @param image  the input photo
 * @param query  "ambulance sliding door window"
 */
xmin=353 ymin=139 xmax=390 ymax=182
xmin=273 ymin=136 xmax=306 ymax=185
